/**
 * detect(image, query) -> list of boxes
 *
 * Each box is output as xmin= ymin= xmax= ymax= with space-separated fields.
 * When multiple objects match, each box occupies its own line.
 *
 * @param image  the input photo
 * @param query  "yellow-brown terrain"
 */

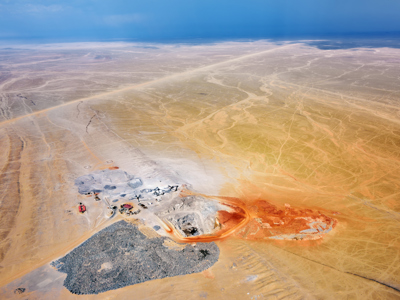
xmin=0 ymin=40 xmax=399 ymax=299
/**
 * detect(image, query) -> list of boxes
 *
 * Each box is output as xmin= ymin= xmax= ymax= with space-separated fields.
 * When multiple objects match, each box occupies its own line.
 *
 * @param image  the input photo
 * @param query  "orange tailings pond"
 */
xmin=165 ymin=193 xmax=337 ymax=243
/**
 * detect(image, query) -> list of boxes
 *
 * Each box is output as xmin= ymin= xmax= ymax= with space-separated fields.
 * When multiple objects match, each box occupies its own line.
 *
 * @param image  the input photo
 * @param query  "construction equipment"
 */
xmin=78 ymin=203 xmax=86 ymax=213
xmin=108 ymin=206 xmax=117 ymax=217
xmin=119 ymin=203 xmax=135 ymax=215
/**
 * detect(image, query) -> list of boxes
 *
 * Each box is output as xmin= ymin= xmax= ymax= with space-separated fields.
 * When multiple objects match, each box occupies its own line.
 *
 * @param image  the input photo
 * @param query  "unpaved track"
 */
xmin=0 ymin=44 xmax=295 ymax=128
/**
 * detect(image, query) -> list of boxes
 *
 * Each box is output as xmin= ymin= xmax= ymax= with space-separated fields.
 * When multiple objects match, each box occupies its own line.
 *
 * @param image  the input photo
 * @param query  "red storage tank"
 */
xmin=79 ymin=204 xmax=86 ymax=213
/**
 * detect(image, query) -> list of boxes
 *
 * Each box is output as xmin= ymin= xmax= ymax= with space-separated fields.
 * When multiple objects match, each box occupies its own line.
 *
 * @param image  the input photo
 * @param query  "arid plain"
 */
xmin=0 ymin=40 xmax=400 ymax=299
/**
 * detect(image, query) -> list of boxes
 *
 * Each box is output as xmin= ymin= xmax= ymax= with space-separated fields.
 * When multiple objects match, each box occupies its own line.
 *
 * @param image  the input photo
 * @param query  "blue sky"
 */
xmin=1 ymin=0 xmax=399 ymax=41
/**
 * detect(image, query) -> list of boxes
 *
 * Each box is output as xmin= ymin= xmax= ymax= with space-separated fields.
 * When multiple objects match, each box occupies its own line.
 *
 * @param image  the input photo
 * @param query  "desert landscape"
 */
xmin=0 ymin=40 xmax=399 ymax=299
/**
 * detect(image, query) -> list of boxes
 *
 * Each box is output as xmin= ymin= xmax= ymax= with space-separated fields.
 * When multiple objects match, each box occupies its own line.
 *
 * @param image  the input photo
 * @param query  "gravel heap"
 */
xmin=156 ymin=196 xmax=226 ymax=237
xmin=51 ymin=221 xmax=220 ymax=295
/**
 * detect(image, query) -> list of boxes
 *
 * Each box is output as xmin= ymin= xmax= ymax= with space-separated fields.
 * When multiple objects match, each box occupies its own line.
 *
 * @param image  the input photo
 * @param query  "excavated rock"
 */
xmin=156 ymin=196 xmax=226 ymax=237
xmin=51 ymin=221 xmax=219 ymax=295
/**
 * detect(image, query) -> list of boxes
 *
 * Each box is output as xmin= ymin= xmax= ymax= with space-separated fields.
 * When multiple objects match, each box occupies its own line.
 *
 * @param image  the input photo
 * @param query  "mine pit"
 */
xmin=74 ymin=169 xmax=337 ymax=242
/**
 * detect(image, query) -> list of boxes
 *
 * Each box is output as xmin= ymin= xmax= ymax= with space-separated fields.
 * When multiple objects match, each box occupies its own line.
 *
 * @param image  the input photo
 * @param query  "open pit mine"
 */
xmin=0 ymin=40 xmax=399 ymax=299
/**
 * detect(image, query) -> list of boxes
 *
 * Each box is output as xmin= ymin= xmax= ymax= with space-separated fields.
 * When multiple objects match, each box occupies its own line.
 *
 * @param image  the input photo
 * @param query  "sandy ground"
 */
xmin=0 ymin=40 xmax=400 ymax=299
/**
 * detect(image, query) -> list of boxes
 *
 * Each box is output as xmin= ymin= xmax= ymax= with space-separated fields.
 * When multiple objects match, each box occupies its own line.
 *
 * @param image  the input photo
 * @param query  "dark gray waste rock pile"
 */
xmin=51 ymin=221 xmax=219 ymax=295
